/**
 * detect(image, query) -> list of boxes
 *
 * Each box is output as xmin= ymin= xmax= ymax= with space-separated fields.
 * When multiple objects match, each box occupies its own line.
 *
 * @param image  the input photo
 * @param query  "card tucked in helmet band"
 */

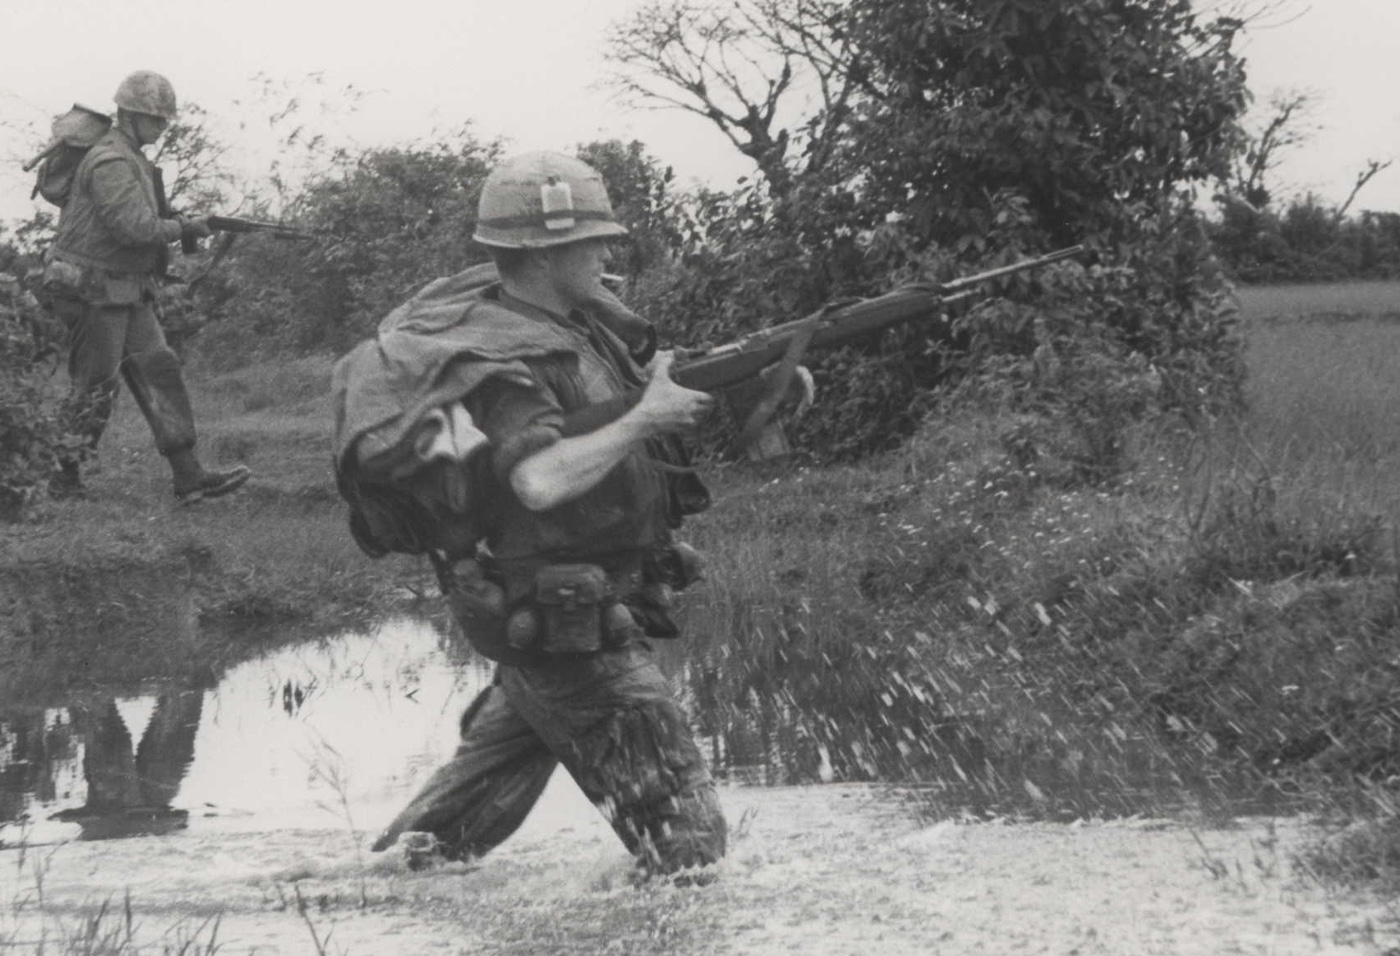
xmin=540 ymin=178 xmax=575 ymax=230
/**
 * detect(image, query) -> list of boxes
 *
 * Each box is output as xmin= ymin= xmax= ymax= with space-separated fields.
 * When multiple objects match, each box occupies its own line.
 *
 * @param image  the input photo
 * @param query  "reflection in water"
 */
xmin=0 ymin=612 xmax=854 ymax=850
xmin=1 ymin=615 xmax=870 ymax=851
xmin=48 ymin=692 xmax=204 ymax=840
xmin=0 ymin=712 xmax=78 ymax=824
xmin=0 ymin=619 xmax=503 ymax=847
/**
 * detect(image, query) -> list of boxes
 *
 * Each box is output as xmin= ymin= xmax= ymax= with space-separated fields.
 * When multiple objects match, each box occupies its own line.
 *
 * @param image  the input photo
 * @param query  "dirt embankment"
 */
xmin=3 ymin=783 xmax=1397 ymax=955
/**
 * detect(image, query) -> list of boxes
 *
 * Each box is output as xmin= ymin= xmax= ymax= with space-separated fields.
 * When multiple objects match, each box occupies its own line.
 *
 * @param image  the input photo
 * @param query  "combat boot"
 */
xmin=396 ymin=831 xmax=447 ymax=871
xmin=168 ymin=449 xmax=251 ymax=505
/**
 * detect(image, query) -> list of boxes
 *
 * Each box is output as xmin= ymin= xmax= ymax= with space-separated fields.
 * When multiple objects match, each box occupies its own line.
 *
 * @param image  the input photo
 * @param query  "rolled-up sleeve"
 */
xmin=467 ymin=372 xmax=563 ymax=483
xmin=88 ymin=158 xmax=182 ymax=247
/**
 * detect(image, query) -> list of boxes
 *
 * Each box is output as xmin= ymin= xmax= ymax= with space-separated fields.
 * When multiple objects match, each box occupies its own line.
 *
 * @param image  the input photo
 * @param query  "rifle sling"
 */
xmin=733 ymin=306 xmax=824 ymax=454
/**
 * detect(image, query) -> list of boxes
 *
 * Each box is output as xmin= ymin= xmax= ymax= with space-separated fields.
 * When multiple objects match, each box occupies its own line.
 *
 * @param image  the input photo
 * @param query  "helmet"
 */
xmin=474 ymin=152 xmax=628 ymax=249
xmin=113 ymin=71 xmax=178 ymax=121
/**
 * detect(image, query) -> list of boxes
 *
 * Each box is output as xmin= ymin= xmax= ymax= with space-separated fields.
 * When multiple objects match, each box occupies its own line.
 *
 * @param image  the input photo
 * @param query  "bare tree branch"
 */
xmin=1231 ymin=88 xmax=1317 ymax=207
xmin=604 ymin=0 xmax=860 ymax=198
xmin=1334 ymin=158 xmax=1394 ymax=222
xmin=149 ymin=103 xmax=235 ymax=213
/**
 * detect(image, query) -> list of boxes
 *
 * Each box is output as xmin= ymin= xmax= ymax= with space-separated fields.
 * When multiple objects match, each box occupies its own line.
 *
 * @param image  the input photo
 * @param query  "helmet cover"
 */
xmin=474 ymin=151 xmax=628 ymax=249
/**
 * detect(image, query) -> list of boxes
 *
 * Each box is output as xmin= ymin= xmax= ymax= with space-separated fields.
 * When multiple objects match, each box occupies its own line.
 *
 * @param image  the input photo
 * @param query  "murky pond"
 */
xmin=0 ymin=617 xmax=640 ymax=848
xmin=1 ymin=619 xmax=437 ymax=842
xmin=0 ymin=589 xmax=830 ymax=852
xmin=0 ymin=565 xmax=1279 ymax=851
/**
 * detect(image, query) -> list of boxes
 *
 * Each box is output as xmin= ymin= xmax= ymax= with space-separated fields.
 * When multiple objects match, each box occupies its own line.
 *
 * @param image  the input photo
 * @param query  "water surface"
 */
xmin=0 ymin=619 xmax=597 ymax=846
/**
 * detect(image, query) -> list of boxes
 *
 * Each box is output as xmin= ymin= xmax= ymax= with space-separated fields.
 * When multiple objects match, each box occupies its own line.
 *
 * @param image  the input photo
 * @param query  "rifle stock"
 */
xmin=560 ymin=245 xmax=1084 ymax=437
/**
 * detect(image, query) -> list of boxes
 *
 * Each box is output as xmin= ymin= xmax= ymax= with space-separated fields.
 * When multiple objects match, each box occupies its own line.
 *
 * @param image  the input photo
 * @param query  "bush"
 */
xmin=618 ymin=0 xmax=1250 ymax=464
xmin=0 ymin=278 xmax=69 ymax=519
xmin=187 ymin=136 xmax=693 ymax=369
xmin=1208 ymin=197 xmax=1400 ymax=284
xmin=190 ymin=132 xmax=501 ymax=364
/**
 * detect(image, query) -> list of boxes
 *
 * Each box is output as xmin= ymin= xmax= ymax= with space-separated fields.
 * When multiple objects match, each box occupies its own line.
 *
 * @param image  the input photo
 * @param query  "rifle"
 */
xmin=564 ymin=245 xmax=1086 ymax=445
xmin=187 ymin=216 xmax=321 ymax=289
xmin=206 ymin=216 xmax=319 ymax=240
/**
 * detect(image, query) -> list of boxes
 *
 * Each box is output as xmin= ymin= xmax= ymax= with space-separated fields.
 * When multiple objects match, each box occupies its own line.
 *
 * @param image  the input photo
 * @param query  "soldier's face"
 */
xmin=132 ymin=113 xmax=169 ymax=146
xmin=546 ymin=239 xmax=613 ymax=309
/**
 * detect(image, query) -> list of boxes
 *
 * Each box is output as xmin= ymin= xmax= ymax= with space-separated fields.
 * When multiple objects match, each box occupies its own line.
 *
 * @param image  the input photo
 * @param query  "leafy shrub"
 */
xmin=190 ymin=131 xmax=501 ymax=364
xmin=617 ymin=0 xmax=1250 ymax=464
xmin=0 ymin=279 xmax=69 ymax=520
xmin=188 ymin=136 xmax=696 ymax=369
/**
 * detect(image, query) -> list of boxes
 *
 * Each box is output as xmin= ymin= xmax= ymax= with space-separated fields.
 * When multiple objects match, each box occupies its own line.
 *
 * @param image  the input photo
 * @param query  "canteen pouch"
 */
xmin=432 ymin=555 xmax=536 ymax=665
xmin=534 ymin=563 xmax=609 ymax=654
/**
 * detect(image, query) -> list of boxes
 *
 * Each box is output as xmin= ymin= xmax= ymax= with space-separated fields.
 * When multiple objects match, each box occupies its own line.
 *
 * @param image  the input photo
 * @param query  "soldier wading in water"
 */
xmin=333 ymin=152 xmax=727 ymax=877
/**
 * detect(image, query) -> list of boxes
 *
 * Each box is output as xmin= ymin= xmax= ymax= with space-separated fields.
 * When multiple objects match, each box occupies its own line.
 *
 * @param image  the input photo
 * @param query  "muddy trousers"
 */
xmin=53 ymin=296 xmax=197 ymax=457
xmin=372 ymin=644 xmax=727 ymax=874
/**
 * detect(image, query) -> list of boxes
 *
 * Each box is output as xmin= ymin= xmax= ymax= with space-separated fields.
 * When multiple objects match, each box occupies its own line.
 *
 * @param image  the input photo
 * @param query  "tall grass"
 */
xmin=674 ymin=288 xmax=1400 ymax=843
xmin=1244 ymin=316 xmax=1400 ymax=513
xmin=1235 ymin=283 xmax=1400 ymax=323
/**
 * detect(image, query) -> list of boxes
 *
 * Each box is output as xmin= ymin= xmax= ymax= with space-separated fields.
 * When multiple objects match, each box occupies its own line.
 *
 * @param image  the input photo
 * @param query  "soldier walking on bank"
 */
xmin=40 ymin=71 xmax=250 ymax=502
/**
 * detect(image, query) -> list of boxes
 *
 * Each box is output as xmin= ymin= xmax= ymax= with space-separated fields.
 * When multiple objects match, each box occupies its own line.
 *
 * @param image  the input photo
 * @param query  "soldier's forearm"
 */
xmin=509 ymin=414 xmax=655 ymax=512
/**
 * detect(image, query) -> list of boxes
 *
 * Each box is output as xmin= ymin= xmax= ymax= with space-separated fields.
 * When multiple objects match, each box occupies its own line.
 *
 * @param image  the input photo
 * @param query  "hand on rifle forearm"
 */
xmin=634 ymin=352 xmax=715 ymax=435
xmin=179 ymin=216 xmax=212 ymax=241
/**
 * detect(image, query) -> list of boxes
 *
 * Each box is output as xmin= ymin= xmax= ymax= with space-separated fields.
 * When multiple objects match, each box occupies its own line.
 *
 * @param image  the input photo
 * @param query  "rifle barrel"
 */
xmin=207 ymin=215 xmax=315 ymax=238
xmin=672 ymin=246 xmax=1083 ymax=392
xmin=941 ymin=244 xmax=1084 ymax=294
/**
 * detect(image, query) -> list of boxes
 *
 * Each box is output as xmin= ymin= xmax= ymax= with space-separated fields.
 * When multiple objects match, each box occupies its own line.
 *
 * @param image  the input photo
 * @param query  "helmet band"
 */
xmin=477 ymin=209 xmax=616 ymax=230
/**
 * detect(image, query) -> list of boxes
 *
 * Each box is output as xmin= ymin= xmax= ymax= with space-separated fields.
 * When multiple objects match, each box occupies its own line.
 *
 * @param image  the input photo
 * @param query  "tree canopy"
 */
xmin=608 ymin=0 xmax=1252 ymax=460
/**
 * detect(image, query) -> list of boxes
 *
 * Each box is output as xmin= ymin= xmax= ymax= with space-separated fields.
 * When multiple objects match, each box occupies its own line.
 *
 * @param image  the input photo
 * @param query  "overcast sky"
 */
xmin=2 ymin=0 xmax=1397 ymax=227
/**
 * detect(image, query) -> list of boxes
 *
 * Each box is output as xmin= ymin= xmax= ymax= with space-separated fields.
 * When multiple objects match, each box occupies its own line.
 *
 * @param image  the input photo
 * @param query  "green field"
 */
xmin=1236 ymin=281 xmax=1400 ymax=322
xmin=1239 ymin=281 xmax=1400 ymax=518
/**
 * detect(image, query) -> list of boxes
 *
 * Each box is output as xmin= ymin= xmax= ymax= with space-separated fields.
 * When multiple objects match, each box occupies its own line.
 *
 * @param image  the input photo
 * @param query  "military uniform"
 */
xmin=344 ymin=152 xmax=726 ymax=875
xmin=46 ymin=126 xmax=197 ymax=459
xmin=41 ymin=70 xmax=248 ymax=502
xmin=364 ymin=288 xmax=725 ymax=874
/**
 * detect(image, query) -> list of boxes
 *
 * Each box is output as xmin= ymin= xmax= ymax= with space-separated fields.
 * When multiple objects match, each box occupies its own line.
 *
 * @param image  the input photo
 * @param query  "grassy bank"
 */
xmin=0 ymin=354 xmax=436 ymax=635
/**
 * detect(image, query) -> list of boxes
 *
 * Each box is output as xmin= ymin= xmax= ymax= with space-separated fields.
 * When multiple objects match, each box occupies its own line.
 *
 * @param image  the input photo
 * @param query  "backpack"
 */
xmin=26 ymin=104 xmax=112 ymax=207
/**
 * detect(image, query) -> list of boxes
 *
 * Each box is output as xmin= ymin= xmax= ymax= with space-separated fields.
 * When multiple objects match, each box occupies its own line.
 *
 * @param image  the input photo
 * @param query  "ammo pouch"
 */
xmin=40 ymin=256 xmax=86 ymax=301
xmin=506 ymin=563 xmax=642 ymax=655
xmin=40 ymin=257 xmax=145 ymax=306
